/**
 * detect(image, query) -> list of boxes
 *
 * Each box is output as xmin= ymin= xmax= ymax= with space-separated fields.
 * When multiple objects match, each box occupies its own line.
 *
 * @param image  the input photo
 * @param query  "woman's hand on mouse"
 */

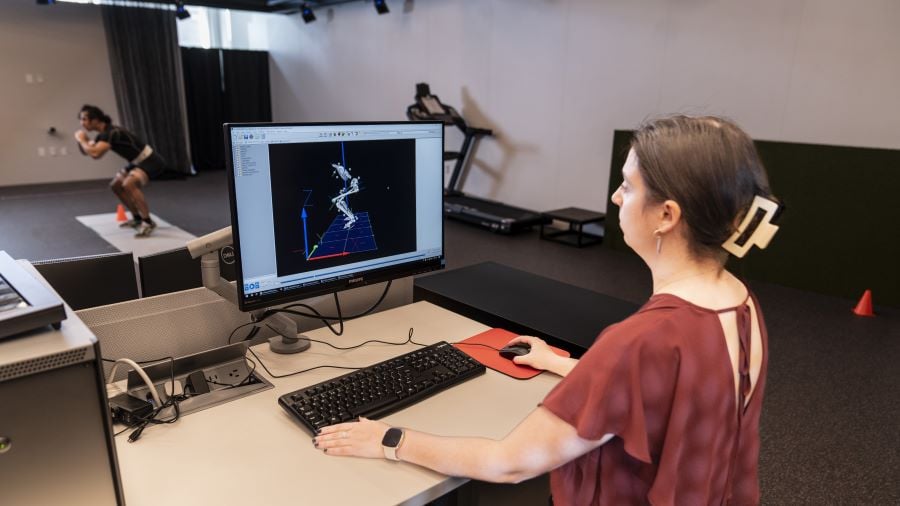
xmin=504 ymin=336 xmax=555 ymax=370
xmin=314 ymin=417 xmax=390 ymax=459
xmin=505 ymin=336 xmax=578 ymax=377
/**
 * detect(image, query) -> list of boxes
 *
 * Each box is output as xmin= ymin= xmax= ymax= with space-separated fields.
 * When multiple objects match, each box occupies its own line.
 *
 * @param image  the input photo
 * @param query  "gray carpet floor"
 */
xmin=1 ymin=172 xmax=897 ymax=504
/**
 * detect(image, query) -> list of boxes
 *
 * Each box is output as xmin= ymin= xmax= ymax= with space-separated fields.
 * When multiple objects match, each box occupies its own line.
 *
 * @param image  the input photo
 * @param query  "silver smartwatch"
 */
xmin=381 ymin=427 xmax=405 ymax=461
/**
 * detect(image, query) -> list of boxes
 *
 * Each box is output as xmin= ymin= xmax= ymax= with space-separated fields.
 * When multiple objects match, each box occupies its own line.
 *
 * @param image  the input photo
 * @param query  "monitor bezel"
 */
xmin=224 ymin=120 xmax=445 ymax=312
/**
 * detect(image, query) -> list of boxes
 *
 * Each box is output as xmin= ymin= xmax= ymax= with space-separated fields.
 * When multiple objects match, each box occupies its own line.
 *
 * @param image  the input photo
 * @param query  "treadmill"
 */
xmin=407 ymin=83 xmax=548 ymax=234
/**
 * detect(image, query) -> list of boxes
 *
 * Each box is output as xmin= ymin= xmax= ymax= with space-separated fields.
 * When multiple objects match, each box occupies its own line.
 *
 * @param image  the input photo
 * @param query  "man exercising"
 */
xmin=74 ymin=105 xmax=168 ymax=237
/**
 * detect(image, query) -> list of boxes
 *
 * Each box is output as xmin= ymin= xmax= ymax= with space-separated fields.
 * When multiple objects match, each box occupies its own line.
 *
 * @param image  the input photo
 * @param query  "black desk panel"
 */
xmin=414 ymin=262 xmax=639 ymax=357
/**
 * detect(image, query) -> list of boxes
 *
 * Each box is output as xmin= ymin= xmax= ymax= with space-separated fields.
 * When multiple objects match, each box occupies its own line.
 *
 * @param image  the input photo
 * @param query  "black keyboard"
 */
xmin=0 ymin=275 xmax=27 ymax=312
xmin=278 ymin=341 xmax=486 ymax=434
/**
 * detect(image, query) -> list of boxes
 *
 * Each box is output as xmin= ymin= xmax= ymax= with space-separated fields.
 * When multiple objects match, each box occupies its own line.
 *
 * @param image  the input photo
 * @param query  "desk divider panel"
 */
xmin=77 ymin=278 xmax=412 ymax=381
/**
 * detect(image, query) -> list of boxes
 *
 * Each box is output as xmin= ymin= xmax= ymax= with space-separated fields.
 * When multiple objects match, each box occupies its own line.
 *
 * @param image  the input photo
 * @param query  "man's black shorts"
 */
xmin=125 ymin=152 xmax=169 ymax=179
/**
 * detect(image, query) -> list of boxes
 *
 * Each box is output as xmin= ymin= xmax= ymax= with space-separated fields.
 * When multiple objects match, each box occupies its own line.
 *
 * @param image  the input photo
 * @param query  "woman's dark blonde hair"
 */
xmin=631 ymin=115 xmax=775 ymax=262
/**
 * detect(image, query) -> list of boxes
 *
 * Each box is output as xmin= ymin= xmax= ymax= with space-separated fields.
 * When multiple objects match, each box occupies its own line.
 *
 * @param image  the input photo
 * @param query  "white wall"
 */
xmin=265 ymin=0 xmax=900 ymax=213
xmin=0 ymin=2 xmax=122 ymax=186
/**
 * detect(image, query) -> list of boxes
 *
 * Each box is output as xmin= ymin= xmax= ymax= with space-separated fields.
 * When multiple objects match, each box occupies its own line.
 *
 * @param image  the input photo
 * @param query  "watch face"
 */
xmin=382 ymin=428 xmax=403 ymax=447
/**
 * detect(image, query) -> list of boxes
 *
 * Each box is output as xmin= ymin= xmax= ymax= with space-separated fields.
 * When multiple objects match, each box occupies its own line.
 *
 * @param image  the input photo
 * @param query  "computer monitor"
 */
xmin=225 ymin=121 xmax=445 ymax=312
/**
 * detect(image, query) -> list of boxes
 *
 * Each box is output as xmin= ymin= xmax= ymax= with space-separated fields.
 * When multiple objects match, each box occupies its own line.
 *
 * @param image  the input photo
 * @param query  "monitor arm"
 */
xmin=186 ymin=227 xmax=309 ymax=354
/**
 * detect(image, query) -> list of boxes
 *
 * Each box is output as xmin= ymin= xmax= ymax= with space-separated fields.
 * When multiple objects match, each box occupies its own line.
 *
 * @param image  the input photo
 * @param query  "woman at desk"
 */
xmin=315 ymin=115 xmax=781 ymax=505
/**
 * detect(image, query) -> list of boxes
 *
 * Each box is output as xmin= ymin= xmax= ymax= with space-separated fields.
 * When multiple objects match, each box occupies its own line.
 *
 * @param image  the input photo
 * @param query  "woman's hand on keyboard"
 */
xmin=314 ymin=417 xmax=390 ymax=459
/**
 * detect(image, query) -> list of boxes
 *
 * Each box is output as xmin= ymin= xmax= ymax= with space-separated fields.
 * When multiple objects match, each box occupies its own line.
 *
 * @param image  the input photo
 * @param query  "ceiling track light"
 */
xmin=374 ymin=0 xmax=389 ymax=15
xmin=301 ymin=3 xmax=316 ymax=23
xmin=175 ymin=1 xmax=191 ymax=20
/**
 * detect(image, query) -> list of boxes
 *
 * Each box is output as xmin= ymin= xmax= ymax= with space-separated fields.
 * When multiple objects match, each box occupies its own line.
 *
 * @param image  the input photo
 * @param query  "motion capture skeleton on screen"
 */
xmin=330 ymin=162 xmax=361 ymax=229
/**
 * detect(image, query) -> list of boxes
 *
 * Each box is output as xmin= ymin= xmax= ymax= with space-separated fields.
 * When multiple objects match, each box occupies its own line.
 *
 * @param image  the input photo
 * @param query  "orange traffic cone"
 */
xmin=115 ymin=204 xmax=127 ymax=222
xmin=852 ymin=289 xmax=875 ymax=317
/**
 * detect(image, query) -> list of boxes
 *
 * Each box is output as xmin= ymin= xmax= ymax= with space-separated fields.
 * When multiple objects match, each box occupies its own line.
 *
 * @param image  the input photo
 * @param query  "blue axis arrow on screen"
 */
xmin=301 ymin=208 xmax=309 ymax=259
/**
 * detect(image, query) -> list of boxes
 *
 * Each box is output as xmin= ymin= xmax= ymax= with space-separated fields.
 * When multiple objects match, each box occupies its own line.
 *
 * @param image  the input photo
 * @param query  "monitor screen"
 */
xmin=225 ymin=122 xmax=445 ymax=312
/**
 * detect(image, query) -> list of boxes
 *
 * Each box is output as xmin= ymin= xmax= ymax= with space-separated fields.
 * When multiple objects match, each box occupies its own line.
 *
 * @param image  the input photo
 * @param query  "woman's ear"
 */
xmin=657 ymin=199 xmax=682 ymax=234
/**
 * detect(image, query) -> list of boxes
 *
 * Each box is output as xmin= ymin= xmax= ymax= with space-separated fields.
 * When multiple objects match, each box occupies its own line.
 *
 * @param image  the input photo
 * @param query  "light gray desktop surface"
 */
xmin=107 ymin=301 xmax=561 ymax=505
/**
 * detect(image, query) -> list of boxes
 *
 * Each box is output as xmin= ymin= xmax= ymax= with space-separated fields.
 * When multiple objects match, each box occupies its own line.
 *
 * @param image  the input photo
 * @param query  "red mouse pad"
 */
xmin=453 ymin=328 xmax=571 ymax=380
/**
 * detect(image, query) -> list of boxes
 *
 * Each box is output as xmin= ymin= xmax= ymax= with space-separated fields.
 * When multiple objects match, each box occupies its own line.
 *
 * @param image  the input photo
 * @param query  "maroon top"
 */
xmin=542 ymin=291 xmax=768 ymax=506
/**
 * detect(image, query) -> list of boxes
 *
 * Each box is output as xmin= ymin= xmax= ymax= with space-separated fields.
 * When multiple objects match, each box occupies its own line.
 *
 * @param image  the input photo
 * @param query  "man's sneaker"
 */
xmin=135 ymin=221 xmax=156 ymax=238
xmin=119 ymin=218 xmax=142 ymax=228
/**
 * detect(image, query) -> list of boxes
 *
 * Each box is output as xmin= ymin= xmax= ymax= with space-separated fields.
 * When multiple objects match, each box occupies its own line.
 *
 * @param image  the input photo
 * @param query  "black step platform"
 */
xmin=540 ymin=207 xmax=605 ymax=247
xmin=414 ymin=262 xmax=640 ymax=357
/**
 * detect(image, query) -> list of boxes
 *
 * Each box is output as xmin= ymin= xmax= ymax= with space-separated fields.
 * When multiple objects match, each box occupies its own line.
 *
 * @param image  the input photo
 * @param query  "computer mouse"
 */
xmin=499 ymin=343 xmax=531 ymax=360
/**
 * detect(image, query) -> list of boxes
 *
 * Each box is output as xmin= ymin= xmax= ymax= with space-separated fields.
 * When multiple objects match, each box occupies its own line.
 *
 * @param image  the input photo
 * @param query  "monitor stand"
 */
xmin=199 ymin=249 xmax=310 ymax=354
xmin=252 ymin=306 xmax=311 ymax=354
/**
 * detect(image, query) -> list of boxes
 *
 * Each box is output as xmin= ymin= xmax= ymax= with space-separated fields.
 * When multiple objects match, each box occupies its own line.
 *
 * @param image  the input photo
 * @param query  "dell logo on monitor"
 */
xmin=220 ymin=246 xmax=235 ymax=264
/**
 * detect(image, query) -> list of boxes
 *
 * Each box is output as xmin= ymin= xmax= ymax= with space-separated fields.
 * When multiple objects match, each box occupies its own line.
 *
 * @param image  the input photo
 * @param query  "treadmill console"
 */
xmin=408 ymin=82 xmax=465 ymax=128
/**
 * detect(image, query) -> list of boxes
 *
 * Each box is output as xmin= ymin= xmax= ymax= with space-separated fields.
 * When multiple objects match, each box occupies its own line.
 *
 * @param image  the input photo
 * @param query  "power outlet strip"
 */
xmin=204 ymin=361 xmax=256 ymax=388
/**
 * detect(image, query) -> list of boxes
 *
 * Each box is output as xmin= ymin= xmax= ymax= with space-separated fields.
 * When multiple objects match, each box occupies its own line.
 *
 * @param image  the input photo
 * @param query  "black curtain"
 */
xmin=182 ymin=48 xmax=271 ymax=171
xmin=101 ymin=5 xmax=191 ymax=175
xmin=181 ymin=48 xmax=225 ymax=172
xmin=223 ymin=50 xmax=272 ymax=123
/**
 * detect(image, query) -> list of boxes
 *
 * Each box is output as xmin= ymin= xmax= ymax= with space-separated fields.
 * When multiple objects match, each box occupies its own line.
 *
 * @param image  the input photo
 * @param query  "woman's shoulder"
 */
xmin=590 ymin=297 xmax=702 ymax=354
xmin=610 ymin=294 xmax=708 ymax=333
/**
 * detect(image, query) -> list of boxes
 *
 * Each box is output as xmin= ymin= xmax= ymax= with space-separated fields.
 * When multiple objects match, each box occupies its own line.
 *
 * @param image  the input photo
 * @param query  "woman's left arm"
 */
xmin=314 ymin=406 xmax=612 ymax=483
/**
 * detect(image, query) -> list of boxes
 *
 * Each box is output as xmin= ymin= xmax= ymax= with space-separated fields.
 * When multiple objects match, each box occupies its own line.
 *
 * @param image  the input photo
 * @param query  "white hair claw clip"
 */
xmin=722 ymin=195 xmax=780 ymax=258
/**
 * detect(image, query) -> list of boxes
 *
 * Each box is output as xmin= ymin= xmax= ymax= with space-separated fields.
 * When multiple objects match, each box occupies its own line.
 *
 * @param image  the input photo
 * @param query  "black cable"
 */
xmin=110 ymin=356 xmax=183 ymax=442
xmin=237 ymin=356 xmax=258 ymax=386
xmin=112 ymin=350 xmax=264 ymax=442
xmin=226 ymin=280 xmax=393 ymax=345
xmin=261 ymin=280 xmax=392 ymax=325
xmin=127 ymin=395 xmax=183 ymax=442
xmin=227 ymin=319 xmax=260 ymax=345
xmin=103 ymin=356 xmax=177 ymax=408
xmin=266 ymin=292 xmax=344 ymax=336
xmin=206 ymin=355 xmax=258 ymax=389
xmin=246 ymin=347 xmax=361 ymax=379
xmin=303 ymin=326 xmax=420 ymax=351
xmin=245 ymin=327 xmax=419 ymax=379
xmin=451 ymin=342 xmax=502 ymax=352
xmin=276 ymin=280 xmax=392 ymax=322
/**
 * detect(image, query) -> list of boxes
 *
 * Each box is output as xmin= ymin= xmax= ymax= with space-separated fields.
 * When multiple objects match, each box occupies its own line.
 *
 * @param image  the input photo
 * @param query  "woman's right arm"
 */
xmin=317 ymin=406 xmax=612 ymax=483
xmin=506 ymin=335 xmax=578 ymax=377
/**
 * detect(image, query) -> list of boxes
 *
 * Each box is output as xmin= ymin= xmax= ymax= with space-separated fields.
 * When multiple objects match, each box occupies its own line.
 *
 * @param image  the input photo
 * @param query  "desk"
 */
xmin=113 ymin=301 xmax=560 ymax=505
xmin=415 ymin=262 xmax=639 ymax=357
